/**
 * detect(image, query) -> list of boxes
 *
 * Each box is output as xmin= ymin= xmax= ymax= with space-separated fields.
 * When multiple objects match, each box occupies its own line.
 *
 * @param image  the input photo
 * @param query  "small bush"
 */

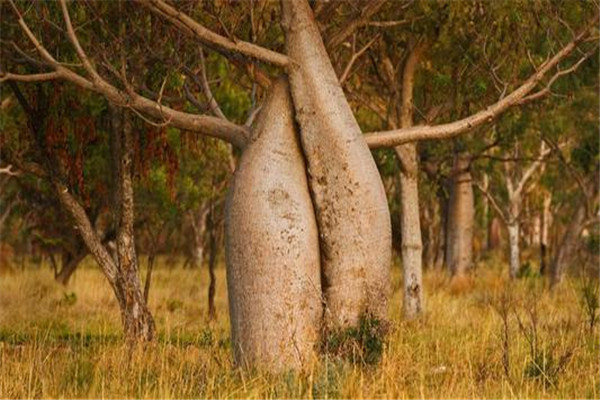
xmin=322 ymin=314 xmax=387 ymax=365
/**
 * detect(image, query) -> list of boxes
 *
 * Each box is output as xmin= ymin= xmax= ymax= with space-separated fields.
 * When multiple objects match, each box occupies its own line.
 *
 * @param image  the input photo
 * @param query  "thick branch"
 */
xmin=365 ymin=17 xmax=598 ymax=149
xmin=139 ymin=0 xmax=289 ymax=67
xmin=400 ymin=39 xmax=426 ymax=128
xmin=4 ymin=0 xmax=250 ymax=148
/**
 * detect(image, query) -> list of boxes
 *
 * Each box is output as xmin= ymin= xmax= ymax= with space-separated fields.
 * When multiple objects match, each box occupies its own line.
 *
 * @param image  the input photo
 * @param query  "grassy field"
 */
xmin=0 ymin=256 xmax=597 ymax=399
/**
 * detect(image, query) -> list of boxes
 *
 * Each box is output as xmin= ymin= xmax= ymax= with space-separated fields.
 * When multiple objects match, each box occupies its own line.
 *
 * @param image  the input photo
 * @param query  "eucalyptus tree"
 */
xmin=1 ymin=0 xmax=597 ymax=370
xmin=476 ymin=138 xmax=552 ymax=278
xmin=341 ymin=0 xmax=597 ymax=311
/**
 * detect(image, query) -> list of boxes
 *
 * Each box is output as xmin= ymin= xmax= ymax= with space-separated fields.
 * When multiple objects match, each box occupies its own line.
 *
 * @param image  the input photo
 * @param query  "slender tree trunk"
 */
xmin=482 ymin=173 xmax=490 ymax=252
xmin=282 ymin=0 xmax=391 ymax=329
xmin=396 ymin=145 xmax=423 ymax=318
xmin=445 ymin=153 xmax=474 ymax=279
xmin=55 ymin=248 xmax=86 ymax=285
xmin=207 ymin=208 xmax=217 ymax=321
xmin=11 ymin=83 xmax=154 ymax=342
xmin=225 ymin=79 xmax=321 ymax=371
xmin=531 ymin=214 xmax=541 ymax=247
xmin=111 ymin=107 xmax=155 ymax=341
xmin=488 ymin=217 xmax=502 ymax=251
xmin=186 ymin=203 xmax=210 ymax=268
xmin=395 ymin=40 xmax=427 ymax=319
xmin=507 ymin=221 xmax=520 ymax=279
xmin=422 ymin=199 xmax=439 ymax=270
xmin=550 ymin=199 xmax=587 ymax=287
xmin=540 ymin=193 xmax=551 ymax=275
xmin=434 ymin=191 xmax=448 ymax=270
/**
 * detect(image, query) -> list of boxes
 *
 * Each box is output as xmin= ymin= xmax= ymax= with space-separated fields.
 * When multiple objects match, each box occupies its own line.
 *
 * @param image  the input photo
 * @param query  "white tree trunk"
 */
xmin=282 ymin=0 xmax=391 ymax=329
xmin=507 ymin=222 xmax=521 ymax=279
xmin=396 ymin=144 xmax=423 ymax=318
xmin=540 ymin=193 xmax=551 ymax=275
xmin=225 ymin=79 xmax=321 ymax=371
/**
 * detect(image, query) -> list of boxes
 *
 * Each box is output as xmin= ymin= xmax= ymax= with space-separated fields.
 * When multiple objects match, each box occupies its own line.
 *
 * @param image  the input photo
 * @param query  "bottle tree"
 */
xmin=1 ymin=0 xmax=597 ymax=370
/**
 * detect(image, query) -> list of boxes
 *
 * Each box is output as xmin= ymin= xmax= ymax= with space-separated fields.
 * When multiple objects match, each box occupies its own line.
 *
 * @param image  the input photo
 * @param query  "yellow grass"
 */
xmin=0 ymin=257 xmax=597 ymax=399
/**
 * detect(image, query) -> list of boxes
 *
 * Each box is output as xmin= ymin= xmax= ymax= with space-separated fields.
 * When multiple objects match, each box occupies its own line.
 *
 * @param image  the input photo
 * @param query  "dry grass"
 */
xmin=0 ymin=257 xmax=597 ymax=399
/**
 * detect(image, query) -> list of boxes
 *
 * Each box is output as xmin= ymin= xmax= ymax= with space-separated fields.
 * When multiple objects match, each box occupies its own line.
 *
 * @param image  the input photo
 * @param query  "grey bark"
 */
xmin=540 ymin=193 xmax=551 ymax=275
xmin=184 ymin=203 xmax=210 ymax=269
xmin=110 ymin=106 xmax=155 ymax=341
xmin=225 ymin=78 xmax=321 ymax=371
xmin=395 ymin=40 xmax=427 ymax=319
xmin=396 ymin=144 xmax=423 ymax=318
xmin=10 ymin=82 xmax=154 ymax=341
xmin=282 ymin=0 xmax=391 ymax=329
xmin=550 ymin=197 xmax=587 ymax=287
xmin=445 ymin=153 xmax=474 ymax=279
xmin=507 ymin=221 xmax=521 ymax=279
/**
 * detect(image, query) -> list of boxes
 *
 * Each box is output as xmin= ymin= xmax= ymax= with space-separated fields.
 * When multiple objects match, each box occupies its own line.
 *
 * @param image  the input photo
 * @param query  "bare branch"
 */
xmin=198 ymin=48 xmax=227 ymax=120
xmin=517 ymin=45 xmax=598 ymax=105
xmin=325 ymin=0 xmax=387 ymax=49
xmin=0 ymin=71 xmax=60 ymax=83
xmin=475 ymin=180 xmax=509 ymax=223
xmin=138 ymin=0 xmax=289 ymax=67
xmin=0 ymin=165 xmax=20 ymax=177
xmin=365 ymin=15 xmax=599 ymax=149
xmin=339 ymin=35 xmax=379 ymax=84
xmin=514 ymin=141 xmax=552 ymax=196
xmin=5 ymin=0 xmax=250 ymax=148
xmin=366 ymin=19 xmax=412 ymax=28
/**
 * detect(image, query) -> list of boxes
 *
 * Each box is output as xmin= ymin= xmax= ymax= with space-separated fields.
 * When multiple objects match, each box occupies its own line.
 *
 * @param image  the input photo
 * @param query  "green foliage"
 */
xmin=60 ymin=292 xmax=78 ymax=307
xmin=517 ymin=261 xmax=540 ymax=279
xmin=322 ymin=315 xmax=387 ymax=365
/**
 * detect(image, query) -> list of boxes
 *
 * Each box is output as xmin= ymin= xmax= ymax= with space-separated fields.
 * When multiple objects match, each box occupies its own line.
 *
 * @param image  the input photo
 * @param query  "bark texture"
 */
xmin=110 ymin=106 xmax=155 ymax=341
xmin=396 ymin=144 xmax=423 ymax=318
xmin=445 ymin=153 xmax=474 ymax=278
xmin=282 ymin=0 xmax=391 ymax=329
xmin=507 ymin=222 xmax=521 ymax=279
xmin=550 ymin=198 xmax=587 ymax=287
xmin=225 ymin=78 xmax=321 ymax=371
xmin=540 ymin=193 xmax=551 ymax=275
xmin=395 ymin=40 xmax=426 ymax=319
xmin=10 ymin=82 xmax=154 ymax=342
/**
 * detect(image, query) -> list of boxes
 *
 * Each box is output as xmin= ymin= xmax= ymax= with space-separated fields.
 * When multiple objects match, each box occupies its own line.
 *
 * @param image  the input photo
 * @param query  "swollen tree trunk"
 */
xmin=507 ymin=221 xmax=521 ymax=279
xmin=445 ymin=153 xmax=474 ymax=279
xmin=282 ymin=0 xmax=391 ymax=329
xmin=225 ymin=78 xmax=321 ymax=371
